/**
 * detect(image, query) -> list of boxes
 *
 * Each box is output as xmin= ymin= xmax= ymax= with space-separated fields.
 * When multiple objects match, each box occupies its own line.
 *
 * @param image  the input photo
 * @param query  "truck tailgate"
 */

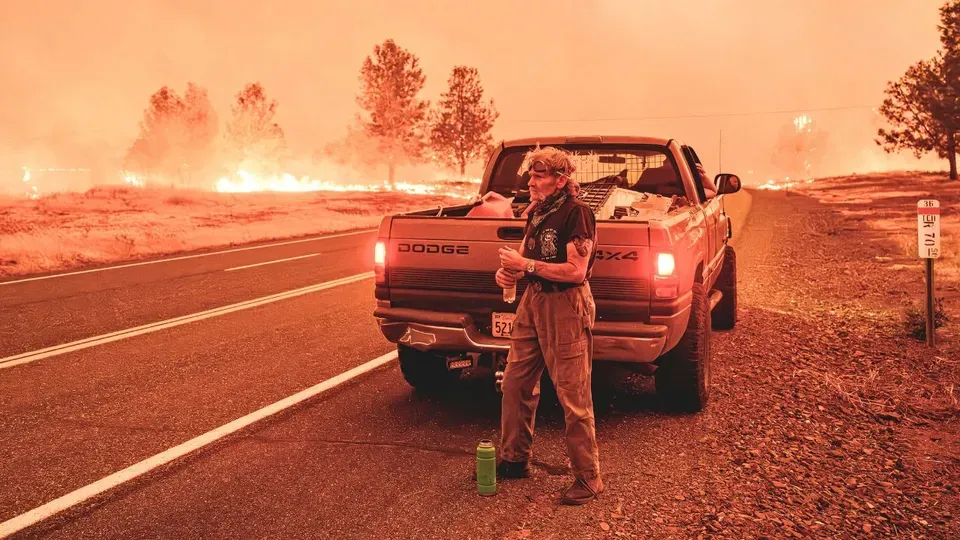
xmin=381 ymin=216 xmax=652 ymax=323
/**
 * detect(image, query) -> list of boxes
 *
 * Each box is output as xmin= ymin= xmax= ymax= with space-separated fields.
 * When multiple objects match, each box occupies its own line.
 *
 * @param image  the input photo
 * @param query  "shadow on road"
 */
xmin=394 ymin=363 xmax=683 ymax=430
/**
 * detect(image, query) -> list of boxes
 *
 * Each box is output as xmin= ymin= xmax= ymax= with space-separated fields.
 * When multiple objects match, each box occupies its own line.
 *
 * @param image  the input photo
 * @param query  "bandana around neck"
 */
xmin=528 ymin=190 xmax=568 ymax=233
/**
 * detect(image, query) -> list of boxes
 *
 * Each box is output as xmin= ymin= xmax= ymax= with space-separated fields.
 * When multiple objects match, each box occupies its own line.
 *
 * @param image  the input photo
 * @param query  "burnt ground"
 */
xmin=492 ymin=181 xmax=959 ymax=539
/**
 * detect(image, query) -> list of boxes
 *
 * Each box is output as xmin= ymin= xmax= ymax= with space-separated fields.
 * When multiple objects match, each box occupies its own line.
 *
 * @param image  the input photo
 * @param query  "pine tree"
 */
xmin=876 ymin=0 xmax=960 ymax=179
xmin=428 ymin=66 xmax=499 ymax=176
xmin=876 ymin=56 xmax=958 ymax=179
xmin=356 ymin=39 xmax=429 ymax=185
xmin=224 ymin=82 xmax=286 ymax=174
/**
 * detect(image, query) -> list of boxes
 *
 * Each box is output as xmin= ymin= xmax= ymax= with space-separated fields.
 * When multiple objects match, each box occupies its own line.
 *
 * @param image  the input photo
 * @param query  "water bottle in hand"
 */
xmin=503 ymin=283 xmax=516 ymax=303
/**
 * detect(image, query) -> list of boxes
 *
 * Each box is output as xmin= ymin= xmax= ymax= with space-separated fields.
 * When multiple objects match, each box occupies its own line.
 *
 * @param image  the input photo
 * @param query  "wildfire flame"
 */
xmin=793 ymin=114 xmax=812 ymax=132
xmin=23 ymin=164 xmax=480 ymax=200
xmin=212 ymin=169 xmax=479 ymax=199
xmin=757 ymin=177 xmax=815 ymax=191
xmin=22 ymin=167 xmax=39 ymax=200
xmin=123 ymin=173 xmax=146 ymax=187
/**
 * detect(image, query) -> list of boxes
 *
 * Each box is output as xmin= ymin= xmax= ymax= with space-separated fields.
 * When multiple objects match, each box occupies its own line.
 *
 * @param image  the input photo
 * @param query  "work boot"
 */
xmin=560 ymin=477 xmax=603 ymax=505
xmin=496 ymin=459 xmax=531 ymax=479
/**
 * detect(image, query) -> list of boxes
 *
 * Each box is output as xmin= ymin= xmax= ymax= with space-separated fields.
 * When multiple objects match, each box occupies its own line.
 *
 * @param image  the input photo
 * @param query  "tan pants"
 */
xmin=499 ymin=281 xmax=600 ymax=481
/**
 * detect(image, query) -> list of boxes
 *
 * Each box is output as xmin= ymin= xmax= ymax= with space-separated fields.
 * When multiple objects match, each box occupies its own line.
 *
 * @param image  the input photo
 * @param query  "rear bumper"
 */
xmin=374 ymin=305 xmax=690 ymax=363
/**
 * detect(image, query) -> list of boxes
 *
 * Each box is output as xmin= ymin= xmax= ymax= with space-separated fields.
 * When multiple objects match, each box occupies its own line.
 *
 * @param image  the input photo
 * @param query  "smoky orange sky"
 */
xmin=0 ymin=0 xmax=949 ymax=189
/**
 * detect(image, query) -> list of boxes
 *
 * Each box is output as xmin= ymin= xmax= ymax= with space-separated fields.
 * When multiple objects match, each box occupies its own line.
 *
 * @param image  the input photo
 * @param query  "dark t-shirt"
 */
xmin=522 ymin=196 xmax=597 ymax=285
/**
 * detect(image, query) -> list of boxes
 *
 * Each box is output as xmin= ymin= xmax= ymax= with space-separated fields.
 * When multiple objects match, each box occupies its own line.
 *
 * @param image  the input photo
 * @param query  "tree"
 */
xmin=428 ymin=66 xmax=499 ymax=176
xmin=223 ymin=82 xmax=286 ymax=175
xmin=181 ymin=83 xmax=219 ymax=172
xmin=876 ymin=56 xmax=958 ymax=179
xmin=939 ymin=0 xmax=960 ymax=169
xmin=939 ymin=0 xmax=960 ymax=57
xmin=875 ymin=1 xmax=960 ymax=179
xmin=771 ymin=115 xmax=829 ymax=179
xmin=356 ymin=39 xmax=430 ymax=185
xmin=123 ymin=83 xmax=218 ymax=183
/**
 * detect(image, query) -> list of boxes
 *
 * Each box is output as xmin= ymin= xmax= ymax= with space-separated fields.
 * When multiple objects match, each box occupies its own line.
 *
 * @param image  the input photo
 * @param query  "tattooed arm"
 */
xmin=498 ymin=203 xmax=597 ymax=284
xmin=527 ymin=236 xmax=594 ymax=283
xmin=498 ymin=236 xmax=594 ymax=284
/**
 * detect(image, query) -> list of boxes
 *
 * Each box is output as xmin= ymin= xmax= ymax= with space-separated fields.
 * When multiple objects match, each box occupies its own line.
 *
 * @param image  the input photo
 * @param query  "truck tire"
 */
xmin=397 ymin=345 xmax=459 ymax=393
xmin=655 ymin=282 xmax=711 ymax=412
xmin=712 ymin=245 xmax=737 ymax=330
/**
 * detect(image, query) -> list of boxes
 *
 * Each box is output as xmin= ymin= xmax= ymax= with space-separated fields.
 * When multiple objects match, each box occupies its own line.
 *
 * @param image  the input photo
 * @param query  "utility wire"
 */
xmin=501 ymin=104 xmax=877 ymax=123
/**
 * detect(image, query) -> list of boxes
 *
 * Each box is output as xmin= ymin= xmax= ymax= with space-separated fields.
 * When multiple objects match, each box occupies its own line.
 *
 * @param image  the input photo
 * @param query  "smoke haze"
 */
xmin=0 ymin=0 xmax=949 ymax=191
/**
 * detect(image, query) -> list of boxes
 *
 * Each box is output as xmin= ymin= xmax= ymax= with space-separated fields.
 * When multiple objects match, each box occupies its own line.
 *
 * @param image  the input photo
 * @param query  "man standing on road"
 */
xmin=495 ymin=145 xmax=602 ymax=505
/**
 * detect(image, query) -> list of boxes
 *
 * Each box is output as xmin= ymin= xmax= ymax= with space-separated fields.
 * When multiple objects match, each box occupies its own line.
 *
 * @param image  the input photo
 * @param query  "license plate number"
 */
xmin=492 ymin=312 xmax=516 ymax=338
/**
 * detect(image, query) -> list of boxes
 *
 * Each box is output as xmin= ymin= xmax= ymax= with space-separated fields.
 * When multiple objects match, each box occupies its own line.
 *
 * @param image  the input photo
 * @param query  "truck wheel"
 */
xmin=711 ymin=245 xmax=737 ymax=330
xmin=655 ymin=282 xmax=711 ymax=412
xmin=397 ymin=345 xmax=459 ymax=393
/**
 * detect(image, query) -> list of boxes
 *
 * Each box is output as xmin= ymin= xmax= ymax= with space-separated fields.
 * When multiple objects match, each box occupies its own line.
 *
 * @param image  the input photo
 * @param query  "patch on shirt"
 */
xmin=539 ymin=228 xmax=558 ymax=259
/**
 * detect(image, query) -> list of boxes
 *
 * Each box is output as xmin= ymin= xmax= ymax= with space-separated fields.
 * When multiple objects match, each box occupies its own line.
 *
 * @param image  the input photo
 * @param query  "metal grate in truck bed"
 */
xmin=575 ymin=179 xmax=621 ymax=215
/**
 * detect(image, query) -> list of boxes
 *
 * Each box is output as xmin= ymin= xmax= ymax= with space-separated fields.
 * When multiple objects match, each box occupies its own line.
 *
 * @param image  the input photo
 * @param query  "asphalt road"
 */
xmin=0 ymin=230 xmax=377 ymax=357
xmin=0 ymin=192 xmax=754 ymax=539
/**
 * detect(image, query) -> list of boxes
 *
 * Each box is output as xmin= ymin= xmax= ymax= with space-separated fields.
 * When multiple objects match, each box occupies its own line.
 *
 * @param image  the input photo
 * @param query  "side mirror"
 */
xmin=715 ymin=173 xmax=741 ymax=195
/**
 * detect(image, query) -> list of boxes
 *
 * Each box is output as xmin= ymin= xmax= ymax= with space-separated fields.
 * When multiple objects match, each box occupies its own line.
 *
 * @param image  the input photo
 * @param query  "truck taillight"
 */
xmin=374 ymin=241 xmax=386 ymax=284
xmin=654 ymin=252 xmax=678 ymax=299
xmin=656 ymin=253 xmax=675 ymax=277
xmin=375 ymin=241 xmax=386 ymax=266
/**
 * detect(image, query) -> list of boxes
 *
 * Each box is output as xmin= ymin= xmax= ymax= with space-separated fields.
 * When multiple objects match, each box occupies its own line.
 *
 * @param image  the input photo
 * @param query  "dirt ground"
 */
xmin=492 ymin=174 xmax=958 ymax=539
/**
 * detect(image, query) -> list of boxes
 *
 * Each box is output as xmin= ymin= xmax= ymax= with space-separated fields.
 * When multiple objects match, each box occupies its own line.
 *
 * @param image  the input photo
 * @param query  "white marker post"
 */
xmin=917 ymin=200 xmax=941 ymax=347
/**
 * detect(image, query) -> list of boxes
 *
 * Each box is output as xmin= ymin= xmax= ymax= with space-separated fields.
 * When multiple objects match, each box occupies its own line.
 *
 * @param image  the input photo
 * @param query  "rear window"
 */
xmin=486 ymin=144 xmax=684 ymax=198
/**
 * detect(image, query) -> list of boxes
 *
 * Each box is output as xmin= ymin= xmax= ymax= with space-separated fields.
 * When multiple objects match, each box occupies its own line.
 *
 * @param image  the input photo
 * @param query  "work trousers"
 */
xmin=499 ymin=281 xmax=600 ymax=481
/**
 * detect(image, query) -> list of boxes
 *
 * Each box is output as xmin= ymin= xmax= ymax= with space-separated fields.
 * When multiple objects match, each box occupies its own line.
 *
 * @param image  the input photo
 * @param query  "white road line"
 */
xmin=0 ymin=271 xmax=375 ymax=371
xmin=0 ymin=228 xmax=376 ymax=286
xmin=225 ymin=252 xmax=321 ymax=272
xmin=0 ymin=349 xmax=398 ymax=538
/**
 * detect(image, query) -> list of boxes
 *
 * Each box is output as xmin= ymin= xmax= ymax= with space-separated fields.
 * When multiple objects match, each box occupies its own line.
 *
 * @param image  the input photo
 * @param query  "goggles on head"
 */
xmin=526 ymin=160 xmax=568 ymax=178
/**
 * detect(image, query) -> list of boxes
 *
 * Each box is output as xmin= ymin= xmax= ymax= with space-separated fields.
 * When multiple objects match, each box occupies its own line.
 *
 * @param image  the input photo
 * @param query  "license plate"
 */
xmin=492 ymin=312 xmax=516 ymax=338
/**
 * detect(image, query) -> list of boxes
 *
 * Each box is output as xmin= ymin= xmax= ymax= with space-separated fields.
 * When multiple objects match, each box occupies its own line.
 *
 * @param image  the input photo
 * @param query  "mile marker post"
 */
xmin=917 ymin=200 xmax=941 ymax=347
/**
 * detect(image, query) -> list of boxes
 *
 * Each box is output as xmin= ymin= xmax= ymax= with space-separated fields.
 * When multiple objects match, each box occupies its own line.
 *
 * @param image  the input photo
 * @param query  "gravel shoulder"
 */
xmin=491 ymin=178 xmax=959 ymax=539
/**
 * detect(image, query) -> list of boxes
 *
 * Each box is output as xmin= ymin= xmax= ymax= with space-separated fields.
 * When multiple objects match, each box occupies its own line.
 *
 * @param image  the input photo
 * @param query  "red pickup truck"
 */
xmin=372 ymin=135 xmax=742 ymax=412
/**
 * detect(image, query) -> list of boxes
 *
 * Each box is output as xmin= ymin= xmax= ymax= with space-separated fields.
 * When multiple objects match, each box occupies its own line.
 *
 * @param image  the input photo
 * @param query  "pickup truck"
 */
xmin=372 ymin=135 xmax=742 ymax=412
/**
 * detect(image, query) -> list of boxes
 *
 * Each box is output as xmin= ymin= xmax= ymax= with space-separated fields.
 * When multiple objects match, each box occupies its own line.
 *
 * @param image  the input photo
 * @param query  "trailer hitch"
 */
xmin=493 ymin=352 xmax=508 ymax=393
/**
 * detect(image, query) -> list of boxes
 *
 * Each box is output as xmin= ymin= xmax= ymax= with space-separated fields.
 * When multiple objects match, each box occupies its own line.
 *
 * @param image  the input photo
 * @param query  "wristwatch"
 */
xmin=524 ymin=259 xmax=536 ymax=274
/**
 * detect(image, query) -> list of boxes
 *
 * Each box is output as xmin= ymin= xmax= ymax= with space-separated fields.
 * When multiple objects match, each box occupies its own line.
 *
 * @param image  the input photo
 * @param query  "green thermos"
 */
xmin=476 ymin=439 xmax=496 ymax=496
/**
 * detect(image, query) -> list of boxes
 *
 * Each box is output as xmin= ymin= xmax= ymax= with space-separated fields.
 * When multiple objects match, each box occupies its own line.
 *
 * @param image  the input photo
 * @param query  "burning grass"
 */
xmin=0 ymin=186 xmax=466 ymax=277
